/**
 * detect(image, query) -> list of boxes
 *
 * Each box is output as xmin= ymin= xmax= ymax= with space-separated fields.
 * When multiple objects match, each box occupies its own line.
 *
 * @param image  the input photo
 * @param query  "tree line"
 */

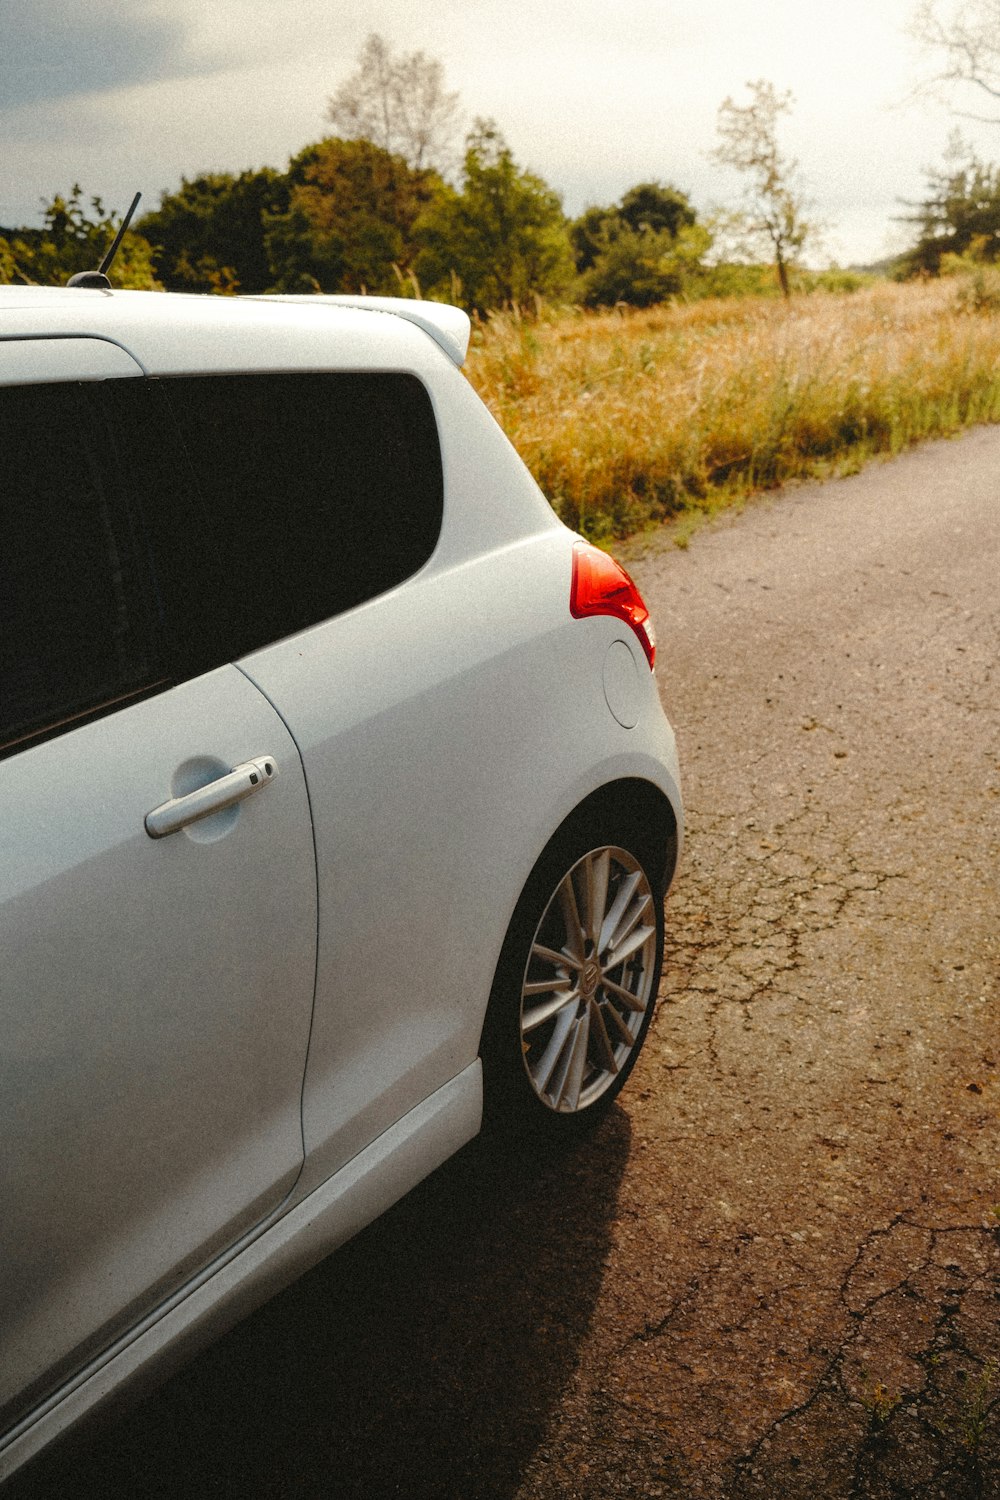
xmin=0 ymin=126 xmax=720 ymax=310
xmin=0 ymin=35 xmax=820 ymax=308
xmin=5 ymin=16 xmax=1000 ymax=310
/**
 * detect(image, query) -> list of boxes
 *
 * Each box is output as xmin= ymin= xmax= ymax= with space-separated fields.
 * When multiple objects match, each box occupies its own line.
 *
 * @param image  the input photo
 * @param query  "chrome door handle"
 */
xmin=145 ymin=757 xmax=279 ymax=839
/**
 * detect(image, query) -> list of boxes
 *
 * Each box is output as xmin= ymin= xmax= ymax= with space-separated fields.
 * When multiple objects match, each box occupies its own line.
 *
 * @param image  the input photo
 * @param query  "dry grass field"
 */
xmin=465 ymin=278 xmax=1000 ymax=541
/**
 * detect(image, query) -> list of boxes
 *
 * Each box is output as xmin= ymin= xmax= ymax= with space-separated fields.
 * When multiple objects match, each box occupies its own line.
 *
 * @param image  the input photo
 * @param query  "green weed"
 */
xmin=957 ymin=1359 xmax=997 ymax=1454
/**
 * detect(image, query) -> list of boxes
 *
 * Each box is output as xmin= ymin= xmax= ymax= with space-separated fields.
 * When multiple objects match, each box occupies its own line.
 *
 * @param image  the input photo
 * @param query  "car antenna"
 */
xmin=66 ymin=191 xmax=142 ymax=290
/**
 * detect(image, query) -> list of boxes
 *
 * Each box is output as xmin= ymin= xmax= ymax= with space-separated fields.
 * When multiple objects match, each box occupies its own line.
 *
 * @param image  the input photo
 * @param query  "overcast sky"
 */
xmin=2 ymin=0 xmax=996 ymax=265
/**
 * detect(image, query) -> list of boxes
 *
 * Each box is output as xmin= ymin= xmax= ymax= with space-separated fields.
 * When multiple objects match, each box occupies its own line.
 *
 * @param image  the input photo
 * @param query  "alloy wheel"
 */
xmin=518 ymin=845 xmax=658 ymax=1113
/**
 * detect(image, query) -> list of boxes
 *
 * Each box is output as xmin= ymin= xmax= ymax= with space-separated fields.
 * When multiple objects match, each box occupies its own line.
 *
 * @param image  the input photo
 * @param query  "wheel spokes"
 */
xmin=531 ymin=1005 xmax=578 ymax=1094
xmin=523 ymin=974 xmax=573 ymax=998
xmin=582 ymin=849 xmax=611 ymax=951
xmin=600 ymin=883 xmax=651 ymax=962
xmin=604 ymin=919 xmax=655 ymax=973
xmin=588 ymin=999 xmax=620 ymax=1074
xmin=598 ymin=869 xmax=642 ymax=954
xmin=522 ymin=986 xmax=577 ymax=1033
xmin=601 ymin=999 xmax=636 ymax=1046
xmin=548 ymin=1008 xmax=590 ymax=1112
xmin=531 ymin=941 xmax=581 ymax=972
xmin=557 ymin=877 xmax=587 ymax=965
xmin=600 ymin=970 xmax=649 ymax=1013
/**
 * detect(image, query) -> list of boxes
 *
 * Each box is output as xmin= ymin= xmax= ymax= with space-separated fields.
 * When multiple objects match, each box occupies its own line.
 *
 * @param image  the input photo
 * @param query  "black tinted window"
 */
xmin=155 ymin=372 xmax=444 ymax=661
xmin=1 ymin=370 xmax=444 ymax=757
xmin=0 ymin=383 xmax=165 ymax=756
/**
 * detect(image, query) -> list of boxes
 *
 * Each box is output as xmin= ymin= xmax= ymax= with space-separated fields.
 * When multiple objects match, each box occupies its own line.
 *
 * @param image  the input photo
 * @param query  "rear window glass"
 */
xmin=155 ymin=372 xmax=443 ymax=661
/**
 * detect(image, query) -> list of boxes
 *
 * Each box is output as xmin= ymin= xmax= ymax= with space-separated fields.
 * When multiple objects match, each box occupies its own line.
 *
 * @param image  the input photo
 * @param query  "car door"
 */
xmin=0 ymin=360 xmax=318 ymax=1435
xmin=144 ymin=367 xmax=457 ymax=1185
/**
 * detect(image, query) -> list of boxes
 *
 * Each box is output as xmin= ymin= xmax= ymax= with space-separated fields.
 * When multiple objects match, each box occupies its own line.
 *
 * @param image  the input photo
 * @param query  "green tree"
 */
xmin=0 ymin=187 xmax=158 ymax=288
xmin=712 ymin=80 xmax=813 ymax=298
xmin=0 ymin=234 xmax=31 ymax=283
xmin=414 ymin=120 xmax=574 ymax=310
xmin=579 ymin=223 xmax=711 ymax=308
xmin=570 ymin=205 xmax=613 ymax=273
xmin=570 ymin=182 xmax=707 ymax=305
xmin=570 ymin=183 xmax=697 ymax=270
xmin=899 ymin=137 xmax=1000 ymax=272
xmin=618 ymin=182 xmax=697 ymax=239
xmin=263 ymin=137 xmax=440 ymax=294
xmin=139 ymin=170 xmax=288 ymax=294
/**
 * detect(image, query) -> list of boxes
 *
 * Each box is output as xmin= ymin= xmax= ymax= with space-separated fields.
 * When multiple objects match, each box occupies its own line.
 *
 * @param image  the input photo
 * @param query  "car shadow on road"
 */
xmin=9 ymin=1108 xmax=633 ymax=1500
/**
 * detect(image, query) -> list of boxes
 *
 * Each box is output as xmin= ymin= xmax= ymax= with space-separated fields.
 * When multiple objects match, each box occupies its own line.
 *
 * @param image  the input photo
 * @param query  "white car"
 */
xmin=0 ymin=287 xmax=682 ymax=1479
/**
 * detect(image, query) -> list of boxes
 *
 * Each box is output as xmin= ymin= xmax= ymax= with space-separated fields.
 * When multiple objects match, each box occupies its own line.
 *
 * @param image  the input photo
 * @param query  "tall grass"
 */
xmin=464 ymin=280 xmax=1000 ymax=541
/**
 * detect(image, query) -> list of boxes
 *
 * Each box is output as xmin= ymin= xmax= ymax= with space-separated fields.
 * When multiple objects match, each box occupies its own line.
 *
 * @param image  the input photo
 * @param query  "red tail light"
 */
xmin=570 ymin=540 xmax=656 ymax=670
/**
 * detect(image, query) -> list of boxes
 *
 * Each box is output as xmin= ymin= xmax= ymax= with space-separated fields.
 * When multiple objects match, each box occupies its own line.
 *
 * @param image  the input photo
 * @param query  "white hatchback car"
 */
xmin=0 ymin=287 xmax=682 ymax=1478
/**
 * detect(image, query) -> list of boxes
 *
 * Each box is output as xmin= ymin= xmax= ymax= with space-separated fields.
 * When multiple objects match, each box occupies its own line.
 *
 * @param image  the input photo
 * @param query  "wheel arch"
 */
xmin=478 ymin=775 xmax=678 ymax=1056
xmin=477 ymin=775 xmax=674 ymax=1125
xmin=545 ymin=776 xmax=680 ymax=895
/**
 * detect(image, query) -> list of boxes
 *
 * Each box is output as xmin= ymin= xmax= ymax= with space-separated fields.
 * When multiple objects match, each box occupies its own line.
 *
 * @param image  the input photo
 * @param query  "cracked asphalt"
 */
xmin=577 ymin=427 xmax=1000 ymax=1499
xmin=8 ymin=430 xmax=999 ymax=1499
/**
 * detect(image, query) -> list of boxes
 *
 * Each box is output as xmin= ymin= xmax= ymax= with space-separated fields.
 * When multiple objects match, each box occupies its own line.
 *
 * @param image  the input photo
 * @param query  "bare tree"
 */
xmin=712 ymin=79 xmax=812 ymax=298
xmin=910 ymin=0 xmax=1000 ymax=122
xmin=326 ymin=34 xmax=461 ymax=173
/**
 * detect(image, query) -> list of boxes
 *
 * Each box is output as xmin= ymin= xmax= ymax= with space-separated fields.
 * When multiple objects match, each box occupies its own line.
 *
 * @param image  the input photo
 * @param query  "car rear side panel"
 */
xmin=241 ymin=533 xmax=681 ymax=1195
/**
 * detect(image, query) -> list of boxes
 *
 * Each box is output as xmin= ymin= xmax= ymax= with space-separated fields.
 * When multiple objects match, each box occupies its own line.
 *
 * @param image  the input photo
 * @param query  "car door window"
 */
xmin=0 ymin=383 xmax=166 ymax=758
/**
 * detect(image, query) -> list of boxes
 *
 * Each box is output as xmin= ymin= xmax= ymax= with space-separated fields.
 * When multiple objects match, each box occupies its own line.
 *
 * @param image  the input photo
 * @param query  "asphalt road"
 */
xmin=10 ymin=430 xmax=1000 ymax=1499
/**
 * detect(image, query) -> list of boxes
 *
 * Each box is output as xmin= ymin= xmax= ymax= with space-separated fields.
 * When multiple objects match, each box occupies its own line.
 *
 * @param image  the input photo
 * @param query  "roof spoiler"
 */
xmin=253 ymin=294 xmax=471 ymax=367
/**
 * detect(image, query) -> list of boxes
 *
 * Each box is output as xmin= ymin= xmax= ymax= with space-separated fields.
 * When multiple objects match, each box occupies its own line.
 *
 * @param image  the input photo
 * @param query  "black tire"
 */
xmin=481 ymin=809 xmax=665 ymax=1134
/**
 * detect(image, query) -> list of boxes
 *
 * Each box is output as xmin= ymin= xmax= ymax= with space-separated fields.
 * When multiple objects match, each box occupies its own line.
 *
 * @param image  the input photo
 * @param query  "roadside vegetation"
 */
xmin=466 ymin=278 xmax=1000 ymax=542
xmin=8 ymin=24 xmax=1000 ymax=542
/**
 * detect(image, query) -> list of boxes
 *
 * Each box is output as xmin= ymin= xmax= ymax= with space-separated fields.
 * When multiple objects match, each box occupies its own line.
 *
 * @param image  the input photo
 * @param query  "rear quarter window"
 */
xmin=152 ymin=371 xmax=444 ymax=662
